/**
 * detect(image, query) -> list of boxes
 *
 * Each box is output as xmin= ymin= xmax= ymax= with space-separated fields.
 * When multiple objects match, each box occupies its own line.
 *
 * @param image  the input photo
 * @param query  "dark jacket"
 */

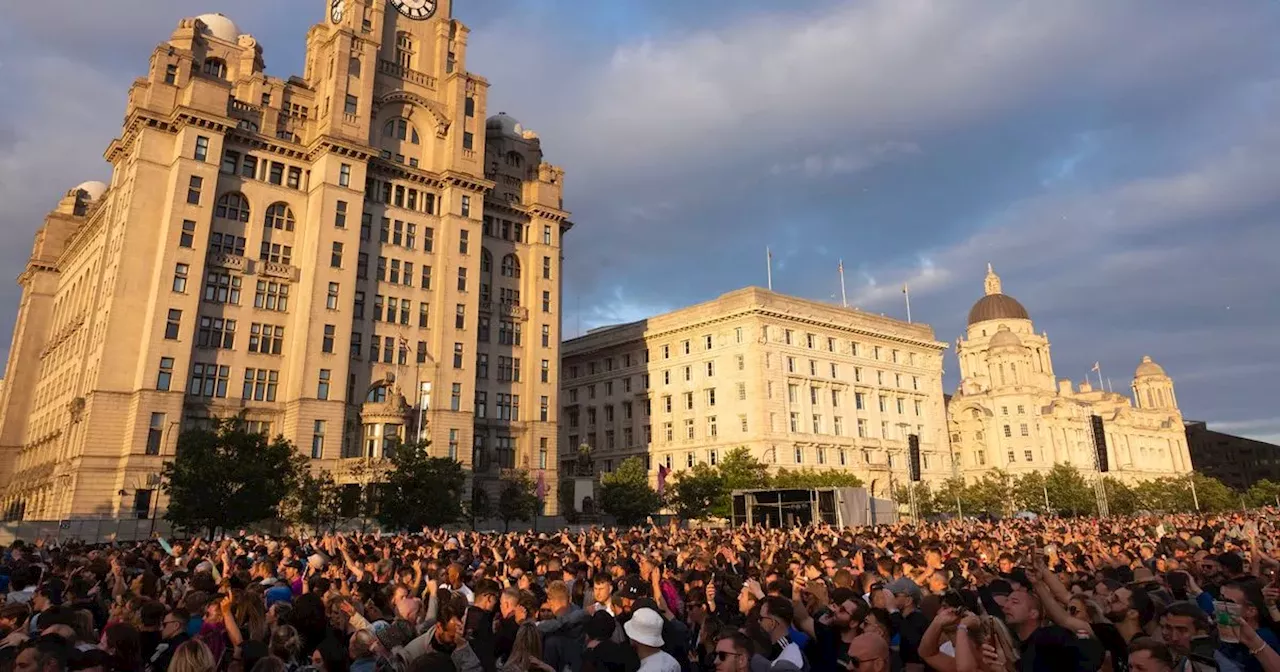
xmin=538 ymin=606 xmax=589 ymax=672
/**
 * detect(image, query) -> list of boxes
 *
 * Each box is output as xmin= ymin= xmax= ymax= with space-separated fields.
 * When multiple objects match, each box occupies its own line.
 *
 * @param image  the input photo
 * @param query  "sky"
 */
xmin=0 ymin=0 xmax=1278 ymax=443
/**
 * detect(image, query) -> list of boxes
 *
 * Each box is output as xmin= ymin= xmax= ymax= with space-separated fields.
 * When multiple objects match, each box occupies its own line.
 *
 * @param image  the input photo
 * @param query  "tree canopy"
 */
xmin=599 ymin=457 xmax=662 ymax=525
xmin=496 ymin=470 xmax=540 ymax=531
xmin=373 ymin=441 xmax=466 ymax=530
xmin=162 ymin=416 xmax=306 ymax=535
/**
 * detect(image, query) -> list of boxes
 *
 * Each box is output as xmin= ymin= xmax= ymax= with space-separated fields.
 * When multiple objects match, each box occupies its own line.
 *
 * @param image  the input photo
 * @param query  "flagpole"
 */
xmin=1094 ymin=362 xmax=1104 ymax=391
xmin=766 ymin=247 xmax=773 ymax=291
xmin=903 ymin=284 xmax=912 ymax=323
xmin=838 ymin=260 xmax=848 ymax=308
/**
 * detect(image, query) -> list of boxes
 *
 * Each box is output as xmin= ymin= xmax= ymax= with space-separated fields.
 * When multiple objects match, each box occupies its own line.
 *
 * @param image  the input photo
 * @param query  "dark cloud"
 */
xmin=1 ymin=0 xmax=1277 ymax=444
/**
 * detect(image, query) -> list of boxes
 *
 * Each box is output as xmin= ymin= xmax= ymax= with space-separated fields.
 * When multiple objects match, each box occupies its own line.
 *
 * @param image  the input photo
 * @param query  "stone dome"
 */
xmin=486 ymin=112 xmax=524 ymax=138
xmin=967 ymin=263 xmax=1031 ymax=325
xmin=74 ymin=181 xmax=108 ymax=201
xmin=194 ymin=13 xmax=240 ymax=42
xmin=1135 ymin=355 xmax=1166 ymax=378
xmin=988 ymin=325 xmax=1022 ymax=349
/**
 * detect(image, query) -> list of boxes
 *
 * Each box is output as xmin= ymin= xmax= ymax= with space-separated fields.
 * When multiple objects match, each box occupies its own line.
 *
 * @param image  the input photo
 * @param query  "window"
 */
xmin=259 ymin=242 xmax=292 ymax=265
xmin=334 ymin=200 xmax=348 ymax=229
xmin=186 ymin=176 xmax=202 ymax=205
xmin=209 ymin=233 xmax=245 ymax=256
xmin=194 ymin=136 xmax=209 ymax=162
xmin=318 ymin=369 xmax=331 ymax=400
xmin=146 ymin=413 xmax=166 ymax=455
xmin=685 ymin=419 xmax=695 ymax=440
xmin=196 ymin=317 xmax=235 ymax=349
xmin=1003 ymin=424 xmax=1012 ymax=438
xmin=459 ymin=230 xmax=470 ymax=254
xmin=501 ymin=254 xmax=521 ymax=278
xmin=339 ymin=164 xmax=351 ymax=187
xmin=189 ymin=363 xmax=230 ymax=398
xmin=450 ymin=383 xmax=462 ymax=411
xmin=212 ymin=194 xmax=252 ymax=224
xmin=1020 ymin=423 xmax=1029 ymax=437
xmin=172 ymin=263 xmax=189 ymax=292
xmin=179 ymin=219 xmax=196 ymax=248
xmin=833 ymin=417 xmax=843 ymax=436
xmin=312 ymin=421 xmax=326 ymax=459
xmin=706 ymin=388 xmax=717 ymax=407
xmin=344 ymin=94 xmax=358 ymax=115
xmin=322 ymin=325 xmax=336 ymax=353
xmin=325 ymin=282 xmax=340 ymax=310
xmin=790 ymin=412 xmax=799 ymax=433
xmin=248 ymin=323 xmax=285 ymax=355
xmin=461 ymin=195 xmax=471 ymax=217
xmin=463 ymin=132 xmax=474 ymax=150
xmin=243 ymin=368 xmax=280 ymax=401
xmin=164 ymin=309 xmax=181 ymax=339
xmin=457 ymin=267 xmax=467 ymax=292
xmin=453 ymin=342 xmax=464 ymax=369
xmin=269 ymin=162 xmax=284 ymax=185
xmin=164 ymin=64 xmax=178 ymax=85
xmin=542 ymin=256 xmax=552 ymax=279
xmin=203 ymin=272 xmax=242 ymax=304
xmin=424 ymin=227 xmax=434 ymax=252
xmin=254 ymin=280 xmax=289 ymax=311
xmin=542 ymin=291 xmax=551 ymax=313
xmin=421 ymin=264 xmax=432 ymax=289
xmin=202 ymin=58 xmax=226 ymax=78
xmin=330 ymin=242 xmax=344 ymax=268
xmin=542 ymin=325 xmax=550 ymax=347
xmin=264 ymin=202 xmax=295 ymax=231
xmin=1024 ymin=450 xmax=1033 ymax=462
xmin=706 ymin=361 xmax=715 ymax=377
xmin=541 ymin=360 xmax=550 ymax=383
xmin=540 ymin=396 xmax=549 ymax=422
xmin=156 ymin=357 xmax=174 ymax=391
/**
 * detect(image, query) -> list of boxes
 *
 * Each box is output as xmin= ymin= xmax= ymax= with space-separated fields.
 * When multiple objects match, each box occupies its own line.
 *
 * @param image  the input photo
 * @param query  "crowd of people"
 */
xmin=0 ymin=511 xmax=1277 ymax=672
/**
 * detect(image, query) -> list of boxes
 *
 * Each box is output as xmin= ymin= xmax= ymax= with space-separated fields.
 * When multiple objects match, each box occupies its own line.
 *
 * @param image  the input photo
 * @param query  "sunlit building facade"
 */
xmin=0 ymin=0 xmax=570 ymax=519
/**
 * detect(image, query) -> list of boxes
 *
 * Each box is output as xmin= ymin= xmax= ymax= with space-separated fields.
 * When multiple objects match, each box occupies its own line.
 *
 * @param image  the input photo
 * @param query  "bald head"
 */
xmin=849 ymin=633 xmax=890 ymax=672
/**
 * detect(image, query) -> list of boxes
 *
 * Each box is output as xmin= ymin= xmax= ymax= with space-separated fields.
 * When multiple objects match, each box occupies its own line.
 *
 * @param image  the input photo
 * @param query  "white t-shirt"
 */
xmin=637 ymin=651 xmax=681 ymax=672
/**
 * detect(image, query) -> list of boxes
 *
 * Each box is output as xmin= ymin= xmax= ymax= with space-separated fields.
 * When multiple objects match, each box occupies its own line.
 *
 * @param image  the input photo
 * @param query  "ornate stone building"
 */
xmin=946 ymin=266 xmax=1191 ymax=482
xmin=559 ymin=288 xmax=950 ymax=500
xmin=0 ymin=0 xmax=569 ymax=520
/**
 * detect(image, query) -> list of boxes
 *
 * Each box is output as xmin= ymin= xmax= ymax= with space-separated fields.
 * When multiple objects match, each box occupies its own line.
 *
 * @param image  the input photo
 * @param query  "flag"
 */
xmin=838 ymin=259 xmax=844 ymax=273
xmin=767 ymin=247 xmax=773 ymax=260
xmin=398 ymin=336 xmax=409 ymax=353
xmin=1091 ymin=361 xmax=1100 ymax=373
xmin=903 ymin=283 xmax=909 ymax=294
xmin=535 ymin=470 xmax=546 ymax=501
xmin=657 ymin=464 xmax=670 ymax=497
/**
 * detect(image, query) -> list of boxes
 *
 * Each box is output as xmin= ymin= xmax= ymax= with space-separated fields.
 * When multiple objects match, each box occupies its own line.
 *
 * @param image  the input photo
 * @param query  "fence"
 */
xmin=0 ymin=518 xmax=183 ymax=546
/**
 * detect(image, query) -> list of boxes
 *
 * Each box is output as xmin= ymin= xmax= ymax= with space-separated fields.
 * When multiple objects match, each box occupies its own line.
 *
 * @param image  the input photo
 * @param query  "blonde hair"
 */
xmin=170 ymin=639 xmax=217 ymax=672
xmin=545 ymin=580 xmax=570 ymax=604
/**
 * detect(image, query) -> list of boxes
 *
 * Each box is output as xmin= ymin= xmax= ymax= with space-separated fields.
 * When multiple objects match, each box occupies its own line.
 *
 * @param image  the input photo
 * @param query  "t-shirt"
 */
xmin=637 ymin=651 xmax=681 ymax=672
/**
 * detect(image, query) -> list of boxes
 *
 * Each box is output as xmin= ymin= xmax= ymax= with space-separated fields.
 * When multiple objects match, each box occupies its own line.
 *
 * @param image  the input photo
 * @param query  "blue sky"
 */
xmin=1 ymin=0 xmax=1278 ymax=443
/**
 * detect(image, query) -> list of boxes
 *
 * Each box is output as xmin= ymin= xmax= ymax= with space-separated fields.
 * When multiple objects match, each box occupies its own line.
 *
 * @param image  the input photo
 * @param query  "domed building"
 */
xmin=946 ymin=265 xmax=1192 ymax=484
xmin=0 ymin=1 xmax=573 ymax=521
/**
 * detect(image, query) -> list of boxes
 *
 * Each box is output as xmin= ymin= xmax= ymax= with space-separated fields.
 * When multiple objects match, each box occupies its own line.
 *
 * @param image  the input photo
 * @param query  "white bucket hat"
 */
xmin=623 ymin=608 xmax=665 ymax=648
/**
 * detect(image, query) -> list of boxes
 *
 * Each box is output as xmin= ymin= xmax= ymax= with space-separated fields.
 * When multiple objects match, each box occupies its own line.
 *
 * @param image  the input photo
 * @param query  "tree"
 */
xmin=669 ymin=464 xmax=726 ymax=520
xmin=1044 ymin=464 xmax=1096 ymax=515
xmin=374 ymin=441 xmax=466 ymax=530
xmin=893 ymin=482 xmax=937 ymax=518
xmin=1246 ymin=480 xmax=1280 ymax=508
xmin=772 ymin=469 xmax=864 ymax=489
xmin=467 ymin=487 xmax=493 ymax=530
xmin=933 ymin=477 xmax=970 ymax=517
xmin=718 ymin=447 xmax=771 ymax=491
xmin=1102 ymin=477 xmax=1139 ymax=516
xmin=283 ymin=469 xmax=343 ymax=535
xmin=599 ymin=457 xmax=662 ymax=525
xmin=967 ymin=469 xmax=1017 ymax=516
xmin=1014 ymin=471 xmax=1049 ymax=515
xmin=163 ymin=416 xmax=306 ymax=536
xmin=496 ymin=470 xmax=539 ymax=532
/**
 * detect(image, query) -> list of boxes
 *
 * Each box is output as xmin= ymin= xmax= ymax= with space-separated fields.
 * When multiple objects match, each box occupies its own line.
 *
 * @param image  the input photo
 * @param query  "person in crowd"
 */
xmin=623 ymin=609 xmax=679 ymax=672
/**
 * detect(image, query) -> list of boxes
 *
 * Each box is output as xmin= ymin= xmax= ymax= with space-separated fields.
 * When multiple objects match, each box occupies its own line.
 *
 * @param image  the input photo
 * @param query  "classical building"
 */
xmin=0 ymin=0 xmax=570 ymax=520
xmin=947 ymin=266 xmax=1191 ymax=481
xmin=559 ymin=287 xmax=950 ymax=500
xmin=1185 ymin=421 xmax=1280 ymax=491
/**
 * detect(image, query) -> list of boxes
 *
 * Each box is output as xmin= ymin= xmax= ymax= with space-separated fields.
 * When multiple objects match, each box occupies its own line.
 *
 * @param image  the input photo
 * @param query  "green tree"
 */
xmin=1132 ymin=475 xmax=1236 ymax=513
xmin=599 ymin=457 xmax=662 ymax=525
xmin=1045 ymin=464 xmax=1096 ymax=515
xmin=1014 ymin=471 xmax=1050 ymax=514
xmin=1102 ymin=477 xmax=1139 ymax=516
xmin=933 ymin=477 xmax=970 ymax=517
xmin=283 ymin=469 xmax=343 ymax=535
xmin=496 ymin=470 xmax=539 ymax=532
xmin=718 ymin=447 xmax=771 ymax=491
xmin=968 ymin=469 xmax=1017 ymax=516
xmin=374 ymin=441 xmax=466 ymax=530
xmin=163 ymin=416 xmax=306 ymax=536
xmin=772 ymin=468 xmax=864 ymax=489
xmin=1245 ymin=479 xmax=1280 ymax=508
xmin=669 ymin=464 xmax=727 ymax=520
xmin=893 ymin=482 xmax=937 ymax=518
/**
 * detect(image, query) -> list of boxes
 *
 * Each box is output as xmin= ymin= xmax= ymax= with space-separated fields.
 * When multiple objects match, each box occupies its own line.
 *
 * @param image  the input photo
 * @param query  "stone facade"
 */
xmin=559 ymin=288 xmax=950 ymax=499
xmin=946 ymin=266 xmax=1191 ymax=482
xmin=0 ymin=0 xmax=568 ymax=519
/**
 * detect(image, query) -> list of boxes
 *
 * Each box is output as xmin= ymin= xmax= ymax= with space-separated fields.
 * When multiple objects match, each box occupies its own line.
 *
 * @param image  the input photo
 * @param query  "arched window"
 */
xmin=202 ymin=58 xmax=227 ymax=79
xmin=348 ymin=57 xmax=362 ymax=78
xmin=214 ymin=192 xmax=250 ymax=222
xmin=367 ymin=385 xmax=388 ymax=403
xmin=480 ymin=248 xmax=492 ymax=274
xmin=264 ymin=202 xmax=295 ymax=231
xmin=383 ymin=118 xmax=420 ymax=145
xmin=501 ymin=254 xmax=521 ymax=278
xmin=237 ymin=119 xmax=258 ymax=132
xmin=505 ymin=151 xmax=523 ymax=167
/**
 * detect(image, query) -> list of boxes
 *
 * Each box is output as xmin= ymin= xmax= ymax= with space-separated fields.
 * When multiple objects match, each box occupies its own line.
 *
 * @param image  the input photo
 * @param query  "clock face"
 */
xmin=390 ymin=0 xmax=437 ymax=20
xmin=330 ymin=0 xmax=344 ymax=23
